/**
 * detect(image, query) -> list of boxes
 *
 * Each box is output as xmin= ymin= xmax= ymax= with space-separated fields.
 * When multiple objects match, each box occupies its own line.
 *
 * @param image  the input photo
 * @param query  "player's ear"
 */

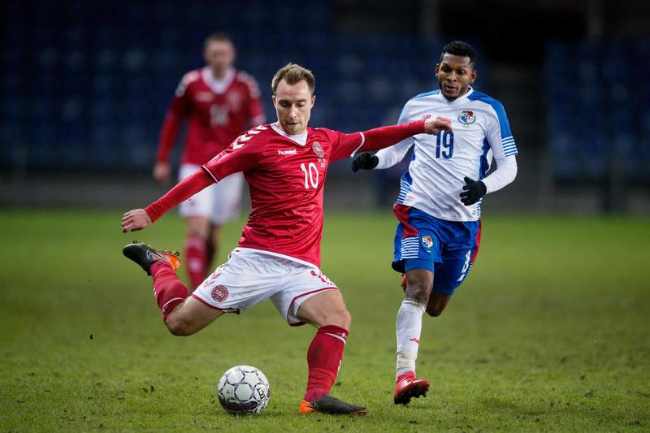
xmin=272 ymin=95 xmax=277 ymax=107
xmin=434 ymin=63 xmax=441 ymax=76
xmin=470 ymin=67 xmax=477 ymax=84
xmin=311 ymin=94 xmax=316 ymax=107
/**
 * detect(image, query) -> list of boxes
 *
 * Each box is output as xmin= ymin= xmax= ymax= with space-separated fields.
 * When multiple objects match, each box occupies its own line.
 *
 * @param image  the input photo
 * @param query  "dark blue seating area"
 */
xmin=1 ymin=0 xmax=443 ymax=171
xmin=545 ymin=41 xmax=650 ymax=182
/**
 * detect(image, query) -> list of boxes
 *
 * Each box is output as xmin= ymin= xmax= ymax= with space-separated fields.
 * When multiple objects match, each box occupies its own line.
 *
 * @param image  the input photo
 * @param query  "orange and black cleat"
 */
xmin=123 ymin=242 xmax=181 ymax=275
xmin=394 ymin=371 xmax=429 ymax=405
xmin=299 ymin=395 xmax=367 ymax=416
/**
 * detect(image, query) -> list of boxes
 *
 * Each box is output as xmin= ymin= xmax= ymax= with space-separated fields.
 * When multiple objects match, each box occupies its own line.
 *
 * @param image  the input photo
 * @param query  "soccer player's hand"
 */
xmin=423 ymin=116 xmax=452 ymax=134
xmin=352 ymin=153 xmax=379 ymax=172
xmin=153 ymin=161 xmax=171 ymax=184
xmin=460 ymin=176 xmax=487 ymax=205
xmin=121 ymin=209 xmax=152 ymax=233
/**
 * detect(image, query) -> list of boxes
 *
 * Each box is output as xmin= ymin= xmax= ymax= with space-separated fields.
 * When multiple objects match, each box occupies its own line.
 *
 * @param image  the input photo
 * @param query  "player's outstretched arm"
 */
xmin=350 ymin=116 xmax=451 ymax=171
xmin=361 ymin=117 xmax=451 ymax=153
xmin=121 ymin=169 xmax=214 ymax=232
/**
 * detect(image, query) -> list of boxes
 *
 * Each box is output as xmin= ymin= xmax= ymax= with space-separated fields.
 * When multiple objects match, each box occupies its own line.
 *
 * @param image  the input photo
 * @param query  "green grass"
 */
xmin=1 ymin=209 xmax=649 ymax=433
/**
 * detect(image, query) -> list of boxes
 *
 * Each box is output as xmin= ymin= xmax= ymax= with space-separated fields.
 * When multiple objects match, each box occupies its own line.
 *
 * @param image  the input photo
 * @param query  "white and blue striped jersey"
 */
xmin=375 ymin=87 xmax=518 ymax=221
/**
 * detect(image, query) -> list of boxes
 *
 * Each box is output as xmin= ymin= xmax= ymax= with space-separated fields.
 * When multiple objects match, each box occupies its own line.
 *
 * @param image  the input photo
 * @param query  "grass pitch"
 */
xmin=1 ymin=209 xmax=649 ymax=433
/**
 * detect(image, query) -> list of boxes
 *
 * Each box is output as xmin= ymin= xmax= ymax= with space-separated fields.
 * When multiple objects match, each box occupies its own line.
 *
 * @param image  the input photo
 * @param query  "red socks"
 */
xmin=185 ymin=234 xmax=207 ymax=288
xmin=151 ymin=261 xmax=188 ymax=320
xmin=304 ymin=325 xmax=349 ymax=402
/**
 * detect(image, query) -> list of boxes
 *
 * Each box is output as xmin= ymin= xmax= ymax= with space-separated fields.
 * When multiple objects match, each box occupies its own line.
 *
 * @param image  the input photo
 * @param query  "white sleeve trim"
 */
xmin=349 ymin=132 xmax=366 ymax=158
xmin=482 ymin=155 xmax=517 ymax=194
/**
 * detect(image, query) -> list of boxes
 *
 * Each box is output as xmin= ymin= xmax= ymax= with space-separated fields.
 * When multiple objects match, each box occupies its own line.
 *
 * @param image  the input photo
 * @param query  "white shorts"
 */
xmin=192 ymin=248 xmax=338 ymax=325
xmin=178 ymin=163 xmax=243 ymax=225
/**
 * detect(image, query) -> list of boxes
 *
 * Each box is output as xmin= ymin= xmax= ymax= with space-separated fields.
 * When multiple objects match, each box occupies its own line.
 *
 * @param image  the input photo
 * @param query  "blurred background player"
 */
xmin=352 ymin=41 xmax=518 ymax=405
xmin=122 ymin=63 xmax=451 ymax=414
xmin=154 ymin=33 xmax=265 ymax=288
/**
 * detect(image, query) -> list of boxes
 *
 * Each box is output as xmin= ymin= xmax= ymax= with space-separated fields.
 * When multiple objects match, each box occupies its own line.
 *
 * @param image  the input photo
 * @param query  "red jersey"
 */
xmin=156 ymin=67 xmax=265 ymax=165
xmin=145 ymin=120 xmax=427 ymax=267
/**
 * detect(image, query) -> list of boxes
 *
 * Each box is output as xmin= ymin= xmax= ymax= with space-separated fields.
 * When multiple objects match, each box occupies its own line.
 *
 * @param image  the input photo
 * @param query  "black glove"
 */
xmin=352 ymin=152 xmax=379 ymax=172
xmin=460 ymin=176 xmax=487 ymax=205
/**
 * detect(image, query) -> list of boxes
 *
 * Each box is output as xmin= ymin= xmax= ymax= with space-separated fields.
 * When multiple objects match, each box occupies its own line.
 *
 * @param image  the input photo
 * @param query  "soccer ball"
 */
xmin=216 ymin=365 xmax=270 ymax=415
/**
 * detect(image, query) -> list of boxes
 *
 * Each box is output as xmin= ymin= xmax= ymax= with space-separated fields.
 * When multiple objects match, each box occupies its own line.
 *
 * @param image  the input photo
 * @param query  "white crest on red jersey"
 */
xmin=312 ymin=141 xmax=324 ymax=158
xmin=196 ymin=91 xmax=213 ymax=102
xmin=226 ymin=90 xmax=242 ymax=111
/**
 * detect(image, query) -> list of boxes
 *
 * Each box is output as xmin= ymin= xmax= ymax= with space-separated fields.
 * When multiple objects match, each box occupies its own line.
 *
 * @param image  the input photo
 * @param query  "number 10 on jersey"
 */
xmin=300 ymin=162 xmax=319 ymax=189
xmin=436 ymin=131 xmax=454 ymax=159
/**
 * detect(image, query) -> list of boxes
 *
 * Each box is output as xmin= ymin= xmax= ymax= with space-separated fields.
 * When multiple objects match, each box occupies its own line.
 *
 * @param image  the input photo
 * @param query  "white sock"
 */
xmin=395 ymin=298 xmax=425 ymax=379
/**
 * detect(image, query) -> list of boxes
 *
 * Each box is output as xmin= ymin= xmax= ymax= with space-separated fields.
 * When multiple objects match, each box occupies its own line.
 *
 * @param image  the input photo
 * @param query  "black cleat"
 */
xmin=299 ymin=395 xmax=368 ymax=416
xmin=122 ymin=242 xmax=181 ymax=275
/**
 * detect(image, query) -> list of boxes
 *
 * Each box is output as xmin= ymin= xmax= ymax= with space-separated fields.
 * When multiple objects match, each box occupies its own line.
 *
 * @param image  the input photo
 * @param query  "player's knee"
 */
xmin=405 ymin=280 xmax=430 ymax=304
xmin=165 ymin=316 xmax=195 ymax=336
xmin=186 ymin=218 xmax=210 ymax=239
xmin=339 ymin=308 xmax=352 ymax=330
xmin=426 ymin=295 xmax=449 ymax=317
xmin=325 ymin=306 xmax=351 ymax=329
xmin=426 ymin=305 xmax=445 ymax=317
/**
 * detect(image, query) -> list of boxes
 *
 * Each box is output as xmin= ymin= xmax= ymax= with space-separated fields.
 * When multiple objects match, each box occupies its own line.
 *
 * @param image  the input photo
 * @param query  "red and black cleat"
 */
xmin=299 ymin=395 xmax=368 ymax=415
xmin=123 ymin=242 xmax=181 ymax=275
xmin=394 ymin=371 xmax=430 ymax=405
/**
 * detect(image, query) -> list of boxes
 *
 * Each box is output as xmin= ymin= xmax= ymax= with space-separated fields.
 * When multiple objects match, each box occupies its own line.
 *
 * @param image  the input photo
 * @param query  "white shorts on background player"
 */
xmin=192 ymin=248 xmax=338 ymax=325
xmin=178 ymin=163 xmax=243 ymax=224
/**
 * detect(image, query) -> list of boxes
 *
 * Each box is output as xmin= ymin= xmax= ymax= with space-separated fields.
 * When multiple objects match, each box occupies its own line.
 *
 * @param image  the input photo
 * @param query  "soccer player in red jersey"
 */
xmin=154 ymin=33 xmax=265 ymax=288
xmin=122 ymin=63 xmax=451 ymax=415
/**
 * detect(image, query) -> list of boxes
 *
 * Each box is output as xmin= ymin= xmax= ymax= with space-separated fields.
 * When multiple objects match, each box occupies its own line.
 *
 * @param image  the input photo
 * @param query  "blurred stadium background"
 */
xmin=2 ymin=0 xmax=649 ymax=214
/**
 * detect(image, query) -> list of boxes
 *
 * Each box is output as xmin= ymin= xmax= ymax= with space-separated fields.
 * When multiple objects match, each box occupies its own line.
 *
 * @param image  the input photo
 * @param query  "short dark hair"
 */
xmin=440 ymin=41 xmax=477 ymax=65
xmin=271 ymin=63 xmax=315 ymax=95
xmin=204 ymin=32 xmax=233 ymax=49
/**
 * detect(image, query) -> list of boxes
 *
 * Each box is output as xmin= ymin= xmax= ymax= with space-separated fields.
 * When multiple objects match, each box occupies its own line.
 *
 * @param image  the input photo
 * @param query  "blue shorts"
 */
xmin=392 ymin=205 xmax=481 ymax=295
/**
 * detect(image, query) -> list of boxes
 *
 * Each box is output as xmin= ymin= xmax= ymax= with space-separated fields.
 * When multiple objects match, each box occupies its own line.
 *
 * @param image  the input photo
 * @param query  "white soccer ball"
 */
xmin=216 ymin=365 xmax=270 ymax=415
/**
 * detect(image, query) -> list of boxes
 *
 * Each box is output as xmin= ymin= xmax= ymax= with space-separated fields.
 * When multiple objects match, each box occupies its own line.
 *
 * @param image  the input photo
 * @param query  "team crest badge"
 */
xmin=458 ymin=110 xmax=476 ymax=125
xmin=421 ymin=235 xmax=434 ymax=250
xmin=226 ymin=91 xmax=242 ymax=110
xmin=196 ymin=91 xmax=213 ymax=102
xmin=312 ymin=141 xmax=324 ymax=158
xmin=211 ymin=285 xmax=229 ymax=303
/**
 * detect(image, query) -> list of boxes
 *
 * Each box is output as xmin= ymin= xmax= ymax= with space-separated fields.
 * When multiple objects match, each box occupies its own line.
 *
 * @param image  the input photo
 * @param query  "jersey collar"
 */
xmin=442 ymin=86 xmax=474 ymax=105
xmin=270 ymin=122 xmax=308 ymax=146
xmin=201 ymin=67 xmax=236 ymax=94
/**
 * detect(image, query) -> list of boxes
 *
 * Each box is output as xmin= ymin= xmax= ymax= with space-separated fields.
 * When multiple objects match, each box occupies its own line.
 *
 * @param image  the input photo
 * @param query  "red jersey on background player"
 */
xmin=154 ymin=33 xmax=265 ymax=288
xmin=122 ymin=63 xmax=451 ymax=415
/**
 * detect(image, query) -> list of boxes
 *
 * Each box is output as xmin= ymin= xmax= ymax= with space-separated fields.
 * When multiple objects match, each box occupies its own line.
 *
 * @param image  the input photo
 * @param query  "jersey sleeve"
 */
xmin=156 ymin=74 xmax=193 ymax=162
xmin=327 ymin=113 xmax=425 ymax=163
xmin=202 ymin=133 xmax=260 ymax=181
xmin=481 ymin=155 xmax=518 ymax=194
xmin=374 ymin=104 xmax=416 ymax=169
xmin=328 ymin=131 xmax=365 ymax=162
xmin=145 ymin=170 xmax=214 ymax=222
xmin=486 ymin=100 xmax=518 ymax=159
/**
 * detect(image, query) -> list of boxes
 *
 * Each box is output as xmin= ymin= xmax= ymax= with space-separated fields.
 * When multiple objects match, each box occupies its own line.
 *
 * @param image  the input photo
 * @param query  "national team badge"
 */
xmin=226 ymin=91 xmax=242 ymax=110
xmin=196 ymin=91 xmax=214 ymax=102
xmin=421 ymin=235 xmax=434 ymax=250
xmin=458 ymin=110 xmax=476 ymax=125
xmin=312 ymin=141 xmax=324 ymax=158
xmin=211 ymin=285 xmax=229 ymax=303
